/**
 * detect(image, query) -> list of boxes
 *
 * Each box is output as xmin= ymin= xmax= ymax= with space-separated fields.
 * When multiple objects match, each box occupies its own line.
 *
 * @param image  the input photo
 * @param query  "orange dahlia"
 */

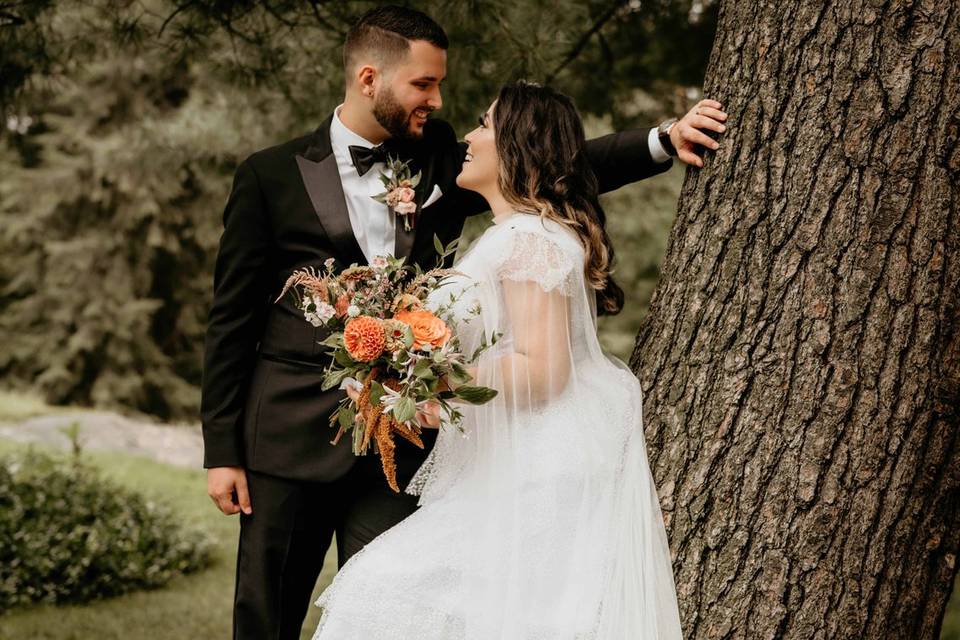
xmin=393 ymin=309 xmax=452 ymax=350
xmin=344 ymin=316 xmax=386 ymax=361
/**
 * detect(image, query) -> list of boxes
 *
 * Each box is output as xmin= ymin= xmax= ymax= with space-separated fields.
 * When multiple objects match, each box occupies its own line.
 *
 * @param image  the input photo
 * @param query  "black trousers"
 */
xmin=232 ymin=457 xmax=420 ymax=639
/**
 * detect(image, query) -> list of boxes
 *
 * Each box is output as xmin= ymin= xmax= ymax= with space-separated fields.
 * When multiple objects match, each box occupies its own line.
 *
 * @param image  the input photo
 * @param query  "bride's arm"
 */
xmin=488 ymin=278 xmax=572 ymax=406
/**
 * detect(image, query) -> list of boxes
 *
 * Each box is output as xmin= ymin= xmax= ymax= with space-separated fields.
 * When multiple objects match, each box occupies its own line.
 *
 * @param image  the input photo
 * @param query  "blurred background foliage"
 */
xmin=2 ymin=3 xmax=959 ymax=638
xmin=0 ymin=0 xmax=715 ymax=420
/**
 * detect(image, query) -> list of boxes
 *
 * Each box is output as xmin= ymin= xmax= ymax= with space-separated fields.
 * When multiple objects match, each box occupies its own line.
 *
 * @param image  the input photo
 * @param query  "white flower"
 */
xmin=324 ymin=257 xmax=335 ymax=269
xmin=304 ymin=298 xmax=335 ymax=326
xmin=314 ymin=300 xmax=336 ymax=322
xmin=347 ymin=304 xmax=361 ymax=317
xmin=378 ymin=385 xmax=404 ymax=414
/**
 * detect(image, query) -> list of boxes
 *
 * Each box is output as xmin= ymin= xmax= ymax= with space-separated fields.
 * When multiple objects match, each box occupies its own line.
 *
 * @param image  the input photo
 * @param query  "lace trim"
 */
xmin=496 ymin=229 xmax=578 ymax=296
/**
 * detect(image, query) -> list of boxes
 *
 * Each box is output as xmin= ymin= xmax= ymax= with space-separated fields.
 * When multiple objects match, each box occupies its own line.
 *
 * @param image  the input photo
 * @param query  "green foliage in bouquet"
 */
xmin=277 ymin=237 xmax=499 ymax=491
xmin=0 ymin=448 xmax=214 ymax=612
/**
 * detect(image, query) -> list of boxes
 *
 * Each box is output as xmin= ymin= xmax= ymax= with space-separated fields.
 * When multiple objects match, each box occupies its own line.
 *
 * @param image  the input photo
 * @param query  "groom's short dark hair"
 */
xmin=343 ymin=6 xmax=448 ymax=76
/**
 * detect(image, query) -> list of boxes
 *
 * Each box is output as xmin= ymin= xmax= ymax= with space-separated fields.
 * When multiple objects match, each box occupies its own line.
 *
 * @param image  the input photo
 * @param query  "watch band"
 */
xmin=657 ymin=118 xmax=678 ymax=157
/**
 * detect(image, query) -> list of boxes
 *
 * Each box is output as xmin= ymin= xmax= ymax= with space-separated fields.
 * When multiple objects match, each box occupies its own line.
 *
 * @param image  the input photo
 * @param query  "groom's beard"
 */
xmin=373 ymin=87 xmax=429 ymax=141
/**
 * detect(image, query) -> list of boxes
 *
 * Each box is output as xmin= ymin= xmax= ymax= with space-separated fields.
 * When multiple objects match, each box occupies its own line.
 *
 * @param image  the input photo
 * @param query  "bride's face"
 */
xmin=456 ymin=103 xmax=498 ymax=193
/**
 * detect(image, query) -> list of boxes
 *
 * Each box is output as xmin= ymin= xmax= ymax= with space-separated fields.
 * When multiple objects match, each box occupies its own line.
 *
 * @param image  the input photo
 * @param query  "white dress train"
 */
xmin=312 ymin=212 xmax=684 ymax=639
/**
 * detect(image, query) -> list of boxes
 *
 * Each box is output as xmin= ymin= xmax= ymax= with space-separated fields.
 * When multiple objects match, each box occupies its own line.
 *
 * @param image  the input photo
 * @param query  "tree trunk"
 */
xmin=630 ymin=1 xmax=960 ymax=638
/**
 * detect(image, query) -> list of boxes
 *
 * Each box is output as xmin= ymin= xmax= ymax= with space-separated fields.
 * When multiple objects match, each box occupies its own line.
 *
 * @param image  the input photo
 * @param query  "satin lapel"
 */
xmin=394 ymin=149 xmax=438 ymax=263
xmin=296 ymin=117 xmax=366 ymax=267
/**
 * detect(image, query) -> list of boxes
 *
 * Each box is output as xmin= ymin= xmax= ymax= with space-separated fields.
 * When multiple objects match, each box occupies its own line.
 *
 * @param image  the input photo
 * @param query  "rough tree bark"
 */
xmin=630 ymin=1 xmax=960 ymax=638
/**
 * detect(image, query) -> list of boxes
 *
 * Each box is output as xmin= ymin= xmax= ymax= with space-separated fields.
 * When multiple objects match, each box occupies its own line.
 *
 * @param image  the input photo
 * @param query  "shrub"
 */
xmin=0 ymin=449 xmax=214 ymax=611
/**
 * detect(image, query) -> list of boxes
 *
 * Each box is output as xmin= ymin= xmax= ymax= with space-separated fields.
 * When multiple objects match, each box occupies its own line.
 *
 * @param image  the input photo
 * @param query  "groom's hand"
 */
xmin=670 ymin=99 xmax=728 ymax=168
xmin=208 ymin=466 xmax=253 ymax=516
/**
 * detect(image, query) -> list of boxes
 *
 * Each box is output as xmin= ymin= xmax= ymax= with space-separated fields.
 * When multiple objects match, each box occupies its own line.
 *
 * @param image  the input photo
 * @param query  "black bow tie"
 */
xmin=348 ymin=144 xmax=393 ymax=177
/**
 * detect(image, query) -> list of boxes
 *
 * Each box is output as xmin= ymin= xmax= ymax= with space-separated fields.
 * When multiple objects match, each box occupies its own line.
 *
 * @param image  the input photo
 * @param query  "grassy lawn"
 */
xmin=0 ymin=390 xmax=66 ymax=422
xmin=0 ymin=439 xmax=337 ymax=640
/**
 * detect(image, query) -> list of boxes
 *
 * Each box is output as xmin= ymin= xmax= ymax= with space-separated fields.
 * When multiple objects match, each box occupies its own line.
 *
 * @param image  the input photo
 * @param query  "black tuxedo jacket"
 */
xmin=200 ymin=114 xmax=671 ymax=483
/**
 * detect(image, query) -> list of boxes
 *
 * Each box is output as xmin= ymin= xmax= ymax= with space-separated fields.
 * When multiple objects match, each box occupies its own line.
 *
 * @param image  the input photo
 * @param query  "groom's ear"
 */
xmin=355 ymin=64 xmax=378 ymax=98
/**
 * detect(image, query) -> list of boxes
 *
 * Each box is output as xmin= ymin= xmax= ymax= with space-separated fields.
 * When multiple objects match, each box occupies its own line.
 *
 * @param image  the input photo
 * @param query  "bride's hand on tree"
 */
xmin=670 ymin=99 xmax=728 ymax=168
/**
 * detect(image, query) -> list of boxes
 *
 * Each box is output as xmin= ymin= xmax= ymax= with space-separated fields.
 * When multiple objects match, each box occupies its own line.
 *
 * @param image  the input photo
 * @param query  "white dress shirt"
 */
xmin=329 ymin=104 xmax=673 ymax=264
xmin=330 ymin=105 xmax=396 ymax=263
xmin=647 ymin=127 xmax=672 ymax=163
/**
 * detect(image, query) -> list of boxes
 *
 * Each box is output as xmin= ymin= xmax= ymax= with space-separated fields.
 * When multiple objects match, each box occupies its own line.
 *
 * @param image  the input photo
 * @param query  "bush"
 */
xmin=0 ymin=448 xmax=214 ymax=611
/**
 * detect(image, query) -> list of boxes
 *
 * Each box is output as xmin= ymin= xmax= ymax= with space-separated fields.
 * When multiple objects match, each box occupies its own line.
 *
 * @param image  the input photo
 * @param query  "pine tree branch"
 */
xmin=544 ymin=0 xmax=632 ymax=84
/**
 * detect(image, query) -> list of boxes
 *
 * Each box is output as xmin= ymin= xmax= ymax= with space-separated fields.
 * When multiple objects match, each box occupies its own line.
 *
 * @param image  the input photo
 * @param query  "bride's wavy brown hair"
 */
xmin=492 ymin=80 xmax=624 ymax=315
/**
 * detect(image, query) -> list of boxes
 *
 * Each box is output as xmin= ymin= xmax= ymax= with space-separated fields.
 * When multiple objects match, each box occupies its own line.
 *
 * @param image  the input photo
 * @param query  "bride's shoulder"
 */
xmin=493 ymin=213 xmax=584 ymax=257
xmin=479 ymin=213 xmax=584 ymax=293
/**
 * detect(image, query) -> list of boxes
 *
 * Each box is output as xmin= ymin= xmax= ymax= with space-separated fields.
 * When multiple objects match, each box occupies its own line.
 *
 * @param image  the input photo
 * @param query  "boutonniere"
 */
xmin=372 ymin=156 xmax=421 ymax=232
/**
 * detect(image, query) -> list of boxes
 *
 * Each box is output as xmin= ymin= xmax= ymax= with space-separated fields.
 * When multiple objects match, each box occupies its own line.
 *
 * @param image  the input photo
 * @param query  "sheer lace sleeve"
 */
xmin=495 ymin=228 xmax=579 ymax=296
xmin=480 ymin=223 xmax=584 ymax=407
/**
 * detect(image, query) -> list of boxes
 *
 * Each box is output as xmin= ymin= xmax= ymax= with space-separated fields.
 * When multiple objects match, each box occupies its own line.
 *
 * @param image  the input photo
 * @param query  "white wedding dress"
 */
xmin=312 ymin=212 xmax=683 ymax=639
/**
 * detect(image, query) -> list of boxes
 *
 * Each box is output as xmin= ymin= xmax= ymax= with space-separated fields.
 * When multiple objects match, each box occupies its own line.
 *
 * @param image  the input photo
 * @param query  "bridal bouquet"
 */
xmin=275 ymin=239 xmax=498 ymax=491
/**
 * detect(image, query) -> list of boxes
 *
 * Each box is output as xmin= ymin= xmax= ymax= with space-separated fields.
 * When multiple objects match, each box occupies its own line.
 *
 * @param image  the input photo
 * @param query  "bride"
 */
xmin=312 ymin=80 xmax=684 ymax=639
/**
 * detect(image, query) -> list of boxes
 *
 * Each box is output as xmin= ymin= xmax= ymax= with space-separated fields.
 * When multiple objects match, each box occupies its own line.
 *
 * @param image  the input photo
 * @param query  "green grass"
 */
xmin=0 ymin=390 xmax=63 ymax=422
xmin=0 ymin=439 xmax=337 ymax=640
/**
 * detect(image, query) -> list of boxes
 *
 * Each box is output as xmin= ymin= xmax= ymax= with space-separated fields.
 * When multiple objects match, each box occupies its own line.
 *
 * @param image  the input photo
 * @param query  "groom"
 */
xmin=201 ymin=5 xmax=726 ymax=639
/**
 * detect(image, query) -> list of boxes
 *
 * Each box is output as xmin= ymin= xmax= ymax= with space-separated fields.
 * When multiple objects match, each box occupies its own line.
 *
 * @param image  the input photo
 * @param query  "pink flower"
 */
xmin=397 ymin=187 xmax=416 ymax=203
xmin=394 ymin=201 xmax=417 ymax=215
xmin=372 ymin=256 xmax=389 ymax=269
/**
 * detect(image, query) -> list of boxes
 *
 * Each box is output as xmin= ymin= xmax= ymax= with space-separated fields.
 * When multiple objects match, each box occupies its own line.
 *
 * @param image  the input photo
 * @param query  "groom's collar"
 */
xmin=330 ymin=104 xmax=379 ymax=156
xmin=301 ymin=113 xmax=335 ymax=163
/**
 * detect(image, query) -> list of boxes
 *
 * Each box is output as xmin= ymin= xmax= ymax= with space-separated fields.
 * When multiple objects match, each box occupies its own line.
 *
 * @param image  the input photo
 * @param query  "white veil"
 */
xmin=407 ymin=212 xmax=684 ymax=639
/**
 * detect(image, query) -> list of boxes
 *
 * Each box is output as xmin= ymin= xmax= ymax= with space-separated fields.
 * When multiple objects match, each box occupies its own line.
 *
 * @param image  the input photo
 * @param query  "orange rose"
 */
xmin=393 ymin=309 xmax=451 ymax=350
xmin=343 ymin=316 xmax=386 ymax=362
